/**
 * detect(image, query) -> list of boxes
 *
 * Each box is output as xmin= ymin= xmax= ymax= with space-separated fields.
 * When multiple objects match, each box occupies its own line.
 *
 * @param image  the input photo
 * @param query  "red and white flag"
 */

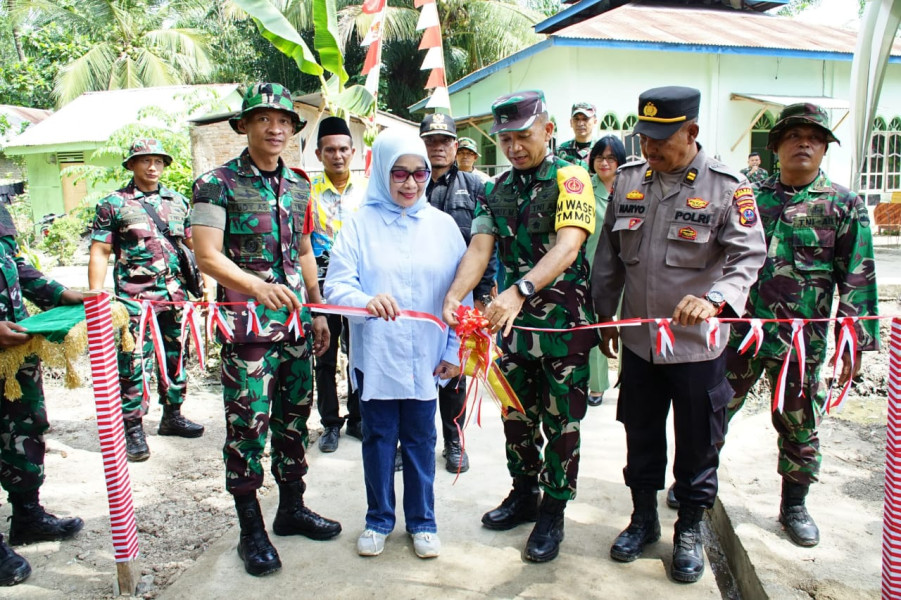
xmin=177 ymin=302 xmax=205 ymax=373
xmin=416 ymin=0 xmax=450 ymax=110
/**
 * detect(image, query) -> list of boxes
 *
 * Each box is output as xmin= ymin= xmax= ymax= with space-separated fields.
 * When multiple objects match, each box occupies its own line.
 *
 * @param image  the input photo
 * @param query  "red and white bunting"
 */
xmin=361 ymin=0 xmax=387 ymax=95
xmin=137 ymin=300 xmax=171 ymax=401
xmin=177 ymin=302 xmax=205 ymax=374
xmin=826 ymin=316 xmax=859 ymax=413
xmin=206 ymin=301 xmax=234 ymax=342
xmin=245 ymin=300 xmax=263 ymax=336
xmin=772 ymin=318 xmax=807 ymax=414
xmin=705 ymin=317 xmax=721 ymax=351
xmin=415 ymin=0 xmax=450 ymax=109
xmin=285 ymin=308 xmax=305 ymax=341
xmin=883 ymin=318 xmax=901 ymax=595
xmin=737 ymin=318 xmax=764 ymax=356
xmin=655 ymin=318 xmax=675 ymax=358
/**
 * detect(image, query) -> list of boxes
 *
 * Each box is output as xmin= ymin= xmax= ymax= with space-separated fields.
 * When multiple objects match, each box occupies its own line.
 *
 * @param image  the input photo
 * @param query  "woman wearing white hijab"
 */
xmin=324 ymin=128 xmax=470 ymax=559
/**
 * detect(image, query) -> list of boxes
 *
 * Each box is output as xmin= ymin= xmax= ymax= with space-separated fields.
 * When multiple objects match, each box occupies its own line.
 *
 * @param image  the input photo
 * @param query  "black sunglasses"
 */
xmin=390 ymin=168 xmax=431 ymax=184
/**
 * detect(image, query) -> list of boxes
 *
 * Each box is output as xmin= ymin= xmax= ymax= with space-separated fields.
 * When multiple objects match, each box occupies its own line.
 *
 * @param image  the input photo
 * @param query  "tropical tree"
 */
xmin=8 ymin=0 xmax=214 ymax=106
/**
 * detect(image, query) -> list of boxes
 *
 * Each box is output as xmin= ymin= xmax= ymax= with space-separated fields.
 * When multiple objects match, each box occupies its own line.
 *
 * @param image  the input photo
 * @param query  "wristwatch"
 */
xmin=704 ymin=290 xmax=725 ymax=315
xmin=515 ymin=279 xmax=536 ymax=299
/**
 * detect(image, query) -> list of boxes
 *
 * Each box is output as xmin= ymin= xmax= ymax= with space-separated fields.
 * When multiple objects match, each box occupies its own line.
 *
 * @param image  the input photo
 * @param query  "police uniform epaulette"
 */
xmin=707 ymin=161 xmax=742 ymax=182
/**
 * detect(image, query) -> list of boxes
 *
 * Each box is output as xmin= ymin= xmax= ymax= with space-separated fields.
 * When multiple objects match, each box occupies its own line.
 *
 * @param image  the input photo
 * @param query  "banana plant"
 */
xmin=232 ymin=0 xmax=376 ymax=122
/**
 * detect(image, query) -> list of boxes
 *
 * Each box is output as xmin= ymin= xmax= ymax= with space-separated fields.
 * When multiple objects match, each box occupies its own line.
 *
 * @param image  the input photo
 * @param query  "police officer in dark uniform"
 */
xmin=592 ymin=86 xmax=766 ymax=583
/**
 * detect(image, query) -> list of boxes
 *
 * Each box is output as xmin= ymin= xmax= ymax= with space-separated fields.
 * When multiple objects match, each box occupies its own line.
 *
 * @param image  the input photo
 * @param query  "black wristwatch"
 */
xmin=704 ymin=290 xmax=725 ymax=315
xmin=515 ymin=279 xmax=536 ymax=299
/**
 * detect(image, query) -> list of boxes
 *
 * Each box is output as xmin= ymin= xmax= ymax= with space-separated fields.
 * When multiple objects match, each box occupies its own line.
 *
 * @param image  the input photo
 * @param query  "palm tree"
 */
xmin=23 ymin=0 xmax=213 ymax=106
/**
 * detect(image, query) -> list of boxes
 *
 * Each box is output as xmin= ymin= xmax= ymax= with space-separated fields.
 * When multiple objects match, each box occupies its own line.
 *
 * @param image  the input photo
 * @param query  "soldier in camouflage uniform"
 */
xmin=443 ymin=90 xmax=597 ymax=563
xmin=89 ymin=138 xmax=205 ymax=463
xmin=725 ymin=103 xmax=879 ymax=548
xmin=0 ymin=203 xmax=84 ymax=586
xmin=592 ymin=86 xmax=766 ymax=583
xmin=191 ymin=83 xmax=339 ymax=577
xmin=554 ymin=101 xmax=597 ymax=169
xmin=740 ymin=151 xmax=769 ymax=185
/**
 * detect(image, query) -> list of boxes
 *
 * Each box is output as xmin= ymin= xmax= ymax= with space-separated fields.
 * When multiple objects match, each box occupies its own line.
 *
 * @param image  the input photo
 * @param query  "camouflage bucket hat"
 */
xmin=768 ymin=103 xmax=839 ymax=149
xmin=457 ymin=137 xmax=480 ymax=156
xmin=228 ymin=82 xmax=306 ymax=135
xmin=122 ymin=138 xmax=173 ymax=169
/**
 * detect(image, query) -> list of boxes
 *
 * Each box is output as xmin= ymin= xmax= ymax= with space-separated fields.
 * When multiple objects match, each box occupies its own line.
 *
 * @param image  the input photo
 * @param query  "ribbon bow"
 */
xmin=655 ymin=318 xmax=675 ymax=358
xmin=826 ymin=317 xmax=859 ymax=413
xmin=773 ymin=318 xmax=807 ymax=413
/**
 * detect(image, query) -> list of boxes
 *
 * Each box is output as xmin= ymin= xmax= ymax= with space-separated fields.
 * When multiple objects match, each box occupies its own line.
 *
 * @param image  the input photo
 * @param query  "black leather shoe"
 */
xmin=779 ymin=505 xmax=820 ymax=547
xmin=666 ymin=483 xmax=680 ymax=510
xmin=481 ymin=476 xmax=539 ymax=530
xmin=0 ymin=535 xmax=30 ymax=586
xmin=523 ymin=496 xmax=566 ymax=563
xmin=588 ymin=392 xmax=604 ymax=407
xmin=345 ymin=421 xmax=363 ymax=441
xmin=125 ymin=419 xmax=150 ymax=462
xmin=610 ymin=489 xmax=660 ymax=562
xmin=8 ymin=493 xmax=84 ymax=546
xmin=443 ymin=441 xmax=469 ymax=473
xmin=318 ymin=426 xmax=340 ymax=453
xmin=394 ymin=446 xmax=403 ymax=472
xmin=235 ymin=495 xmax=281 ymax=577
xmin=158 ymin=407 xmax=204 ymax=438
xmin=671 ymin=506 xmax=706 ymax=583
xmin=272 ymin=482 xmax=341 ymax=540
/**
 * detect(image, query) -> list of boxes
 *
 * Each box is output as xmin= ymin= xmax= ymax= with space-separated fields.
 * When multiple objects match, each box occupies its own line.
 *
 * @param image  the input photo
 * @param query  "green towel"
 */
xmin=19 ymin=304 xmax=87 ymax=343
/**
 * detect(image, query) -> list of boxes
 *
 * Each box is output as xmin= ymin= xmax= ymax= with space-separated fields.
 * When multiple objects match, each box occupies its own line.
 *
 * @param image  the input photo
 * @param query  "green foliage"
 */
xmin=39 ymin=213 xmax=83 ymax=265
xmin=8 ymin=193 xmax=35 ymax=247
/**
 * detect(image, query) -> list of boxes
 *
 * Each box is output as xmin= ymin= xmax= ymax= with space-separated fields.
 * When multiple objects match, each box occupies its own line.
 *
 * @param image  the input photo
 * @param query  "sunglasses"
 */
xmin=390 ymin=168 xmax=431 ymax=183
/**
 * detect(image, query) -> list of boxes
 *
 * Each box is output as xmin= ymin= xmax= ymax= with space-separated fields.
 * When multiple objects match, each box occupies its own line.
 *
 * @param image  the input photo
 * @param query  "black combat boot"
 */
xmin=8 ymin=490 xmax=84 ymax=546
xmin=481 ymin=475 xmax=540 ymax=530
xmin=610 ymin=489 xmax=661 ymax=562
xmin=0 ymin=534 xmax=30 ymax=586
xmin=235 ymin=493 xmax=281 ymax=577
xmin=272 ymin=481 xmax=342 ymax=540
xmin=671 ymin=504 xmax=706 ymax=583
xmin=779 ymin=479 xmax=820 ymax=547
xmin=158 ymin=405 xmax=204 ymax=438
xmin=666 ymin=483 xmax=679 ymax=509
xmin=124 ymin=419 xmax=150 ymax=462
xmin=523 ymin=495 xmax=566 ymax=563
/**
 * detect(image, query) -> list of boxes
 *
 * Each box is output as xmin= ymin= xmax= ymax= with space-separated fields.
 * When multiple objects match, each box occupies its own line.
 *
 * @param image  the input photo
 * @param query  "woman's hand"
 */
xmin=434 ymin=360 xmax=460 ymax=380
xmin=367 ymin=293 xmax=399 ymax=321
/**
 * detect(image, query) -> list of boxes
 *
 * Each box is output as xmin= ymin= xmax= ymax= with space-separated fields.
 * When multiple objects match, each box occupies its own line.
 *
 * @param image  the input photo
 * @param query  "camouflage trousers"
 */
xmin=221 ymin=340 xmax=314 ymax=497
xmin=119 ymin=307 xmax=186 ymax=420
xmin=498 ymin=350 xmax=589 ymax=501
xmin=725 ymin=347 xmax=826 ymax=486
xmin=0 ymin=357 xmax=48 ymax=494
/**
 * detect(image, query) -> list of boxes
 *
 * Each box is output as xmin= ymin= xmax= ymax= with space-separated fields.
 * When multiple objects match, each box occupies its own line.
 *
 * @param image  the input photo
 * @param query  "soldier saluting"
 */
xmin=191 ymin=84 xmax=338 ymax=577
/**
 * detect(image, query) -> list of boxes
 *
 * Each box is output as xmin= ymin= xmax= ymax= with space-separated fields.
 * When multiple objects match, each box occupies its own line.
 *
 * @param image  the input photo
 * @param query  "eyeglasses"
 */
xmin=597 ymin=155 xmax=618 ymax=163
xmin=390 ymin=168 xmax=431 ymax=183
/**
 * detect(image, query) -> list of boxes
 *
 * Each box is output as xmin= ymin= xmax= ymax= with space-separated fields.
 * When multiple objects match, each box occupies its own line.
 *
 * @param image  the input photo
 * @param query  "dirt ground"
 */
xmin=0 ymin=298 xmax=893 ymax=599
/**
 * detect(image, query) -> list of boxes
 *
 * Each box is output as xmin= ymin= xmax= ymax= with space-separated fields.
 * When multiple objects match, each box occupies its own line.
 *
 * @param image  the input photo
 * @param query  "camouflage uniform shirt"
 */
xmin=192 ymin=149 xmax=312 ymax=343
xmin=555 ymin=139 xmax=592 ymax=170
xmin=91 ymin=180 xmax=191 ymax=303
xmin=472 ymin=155 xmax=597 ymax=357
xmin=729 ymin=171 xmax=879 ymax=363
xmin=740 ymin=166 xmax=770 ymax=185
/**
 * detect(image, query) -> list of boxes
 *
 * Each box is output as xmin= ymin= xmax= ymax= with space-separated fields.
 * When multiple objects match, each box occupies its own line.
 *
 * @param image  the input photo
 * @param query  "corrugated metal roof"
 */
xmin=553 ymin=1 xmax=901 ymax=57
xmin=4 ymin=84 xmax=239 ymax=152
xmin=0 ymin=105 xmax=52 ymax=147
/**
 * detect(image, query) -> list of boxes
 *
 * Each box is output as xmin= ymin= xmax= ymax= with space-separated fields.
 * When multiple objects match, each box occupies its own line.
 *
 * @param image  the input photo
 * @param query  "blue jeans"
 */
xmin=359 ymin=398 xmax=437 ymax=535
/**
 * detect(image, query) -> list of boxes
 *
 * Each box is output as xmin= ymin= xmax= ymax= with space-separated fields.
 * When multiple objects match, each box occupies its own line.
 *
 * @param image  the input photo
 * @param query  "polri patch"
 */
xmin=737 ymin=197 xmax=757 ymax=227
xmin=686 ymin=197 xmax=708 ymax=209
xmin=626 ymin=190 xmax=645 ymax=201
xmin=678 ymin=226 xmax=697 ymax=240
xmin=628 ymin=218 xmax=643 ymax=229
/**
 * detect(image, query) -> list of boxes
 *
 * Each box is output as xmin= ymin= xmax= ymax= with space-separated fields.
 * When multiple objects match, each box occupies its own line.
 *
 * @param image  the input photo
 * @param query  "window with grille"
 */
xmin=597 ymin=113 xmax=642 ymax=161
xmin=859 ymin=116 xmax=901 ymax=193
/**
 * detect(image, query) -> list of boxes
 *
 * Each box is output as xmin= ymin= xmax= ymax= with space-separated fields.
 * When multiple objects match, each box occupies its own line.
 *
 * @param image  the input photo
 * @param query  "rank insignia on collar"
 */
xmin=626 ymin=189 xmax=645 ymax=201
xmin=643 ymin=169 xmax=654 ymax=183
xmin=686 ymin=197 xmax=708 ymax=209
xmin=683 ymin=168 xmax=698 ymax=184
xmin=678 ymin=226 xmax=697 ymax=240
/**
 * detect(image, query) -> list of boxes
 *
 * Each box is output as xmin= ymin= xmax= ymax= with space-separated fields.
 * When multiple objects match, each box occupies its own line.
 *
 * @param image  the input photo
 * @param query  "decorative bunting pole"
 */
xmin=84 ymin=292 xmax=140 ymax=596
xmin=360 ymin=0 xmax=387 ymax=176
xmin=883 ymin=317 xmax=901 ymax=599
xmin=415 ymin=0 xmax=450 ymax=110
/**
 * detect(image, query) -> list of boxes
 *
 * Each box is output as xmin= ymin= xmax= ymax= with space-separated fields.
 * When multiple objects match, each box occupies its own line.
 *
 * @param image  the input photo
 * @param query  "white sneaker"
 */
xmin=357 ymin=529 xmax=387 ymax=556
xmin=411 ymin=531 xmax=441 ymax=558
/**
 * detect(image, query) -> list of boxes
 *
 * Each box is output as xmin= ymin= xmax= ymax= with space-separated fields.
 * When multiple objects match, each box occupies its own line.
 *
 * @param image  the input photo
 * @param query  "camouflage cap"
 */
xmin=490 ymin=90 xmax=547 ymax=135
xmin=122 ymin=138 xmax=173 ymax=169
xmin=457 ymin=136 xmax=480 ymax=156
xmin=767 ymin=103 xmax=839 ymax=149
xmin=228 ymin=82 xmax=305 ymax=135
xmin=571 ymin=101 xmax=597 ymax=118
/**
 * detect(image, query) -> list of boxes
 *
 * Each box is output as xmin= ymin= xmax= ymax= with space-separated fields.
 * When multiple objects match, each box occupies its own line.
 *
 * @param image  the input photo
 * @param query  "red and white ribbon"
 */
xmin=177 ymin=302 xmax=205 ymax=374
xmin=136 ymin=300 xmax=171 ymax=401
xmin=705 ymin=317 xmax=721 ymax=351
xmin=772 ymin=318 xmax=807 ymax=413
xmin=826 ymin=317 xmax=859 ymax=413
xmin=655 ymin=318 xmax=675 ymax=358
xmin=245 ymin=300 xmax=263 ymax=337
xmin=206 ymin=301 xmax=234 ymax=342
xmin=737 ymin=318 xmax=764 ymax=356
xmin=284 ymin=308 xmax=305 ymax=340
xmin=305 ymin=303 xmax=447 ymax=332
